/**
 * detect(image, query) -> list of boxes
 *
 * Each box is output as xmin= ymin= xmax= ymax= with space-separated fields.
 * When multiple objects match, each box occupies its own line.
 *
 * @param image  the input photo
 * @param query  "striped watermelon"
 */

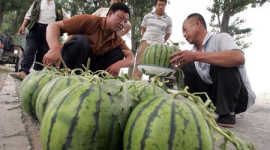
xmin=20 ymin=72 xmax=60 ymax=118
xmin=20 ymin=70 xmax=53 ymax=92
xmin=141 ymin=43 xmax=176 ymax=68
xmin=123 ymin=94 xmax=214 ymax=150
xmin=40 ymin=83 xmax=123 ymax=150
xmin=36 ymin=75 xmax=90 ymax=122
xmin=127 ymin=80 xmax=166 ymax=102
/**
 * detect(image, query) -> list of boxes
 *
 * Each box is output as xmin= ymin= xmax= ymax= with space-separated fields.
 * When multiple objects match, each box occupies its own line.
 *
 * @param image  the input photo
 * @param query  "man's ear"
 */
xmin=107 ymin=10 xmax=113 ymax=17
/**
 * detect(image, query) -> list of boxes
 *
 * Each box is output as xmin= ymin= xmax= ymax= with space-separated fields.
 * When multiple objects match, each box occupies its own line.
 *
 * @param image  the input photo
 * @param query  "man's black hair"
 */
xmin=187 ymin=13 xmax=207 ymax=30
xmin=155 ymin=0 xmax=167 ymax=5
xmin=108 ymin=3 xmax=130 ymax=17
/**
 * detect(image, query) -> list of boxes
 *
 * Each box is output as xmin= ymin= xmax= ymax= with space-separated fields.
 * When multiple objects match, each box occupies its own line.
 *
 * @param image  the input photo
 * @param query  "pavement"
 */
xmin=0 ymin=73 xmax=270 ymax=150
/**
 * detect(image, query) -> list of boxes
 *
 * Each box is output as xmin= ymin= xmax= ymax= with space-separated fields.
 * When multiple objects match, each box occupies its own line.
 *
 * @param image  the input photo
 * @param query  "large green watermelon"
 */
xmin=40 ymin=83 xmax=123 ymax=150
xmin=141 ymin=43 xmax=176 ymax=68
xmin=123 ymin=94 xmax=214 ymax=150
xmin=36 ymin=75 xmax=89 ymax=122
xmin=20 ymin=72 xmax=60 ymax=118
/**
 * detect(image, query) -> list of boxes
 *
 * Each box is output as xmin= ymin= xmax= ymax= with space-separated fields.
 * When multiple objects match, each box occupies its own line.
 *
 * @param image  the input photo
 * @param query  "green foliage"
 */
xmin=57 ymin=0 xmax=110 ymax=17
xmin=0 ymin=0 xmax=32 ymax=45
xmin=102 ymin=79 xmax=138 ymax=131
xmin=208 ymin=0 xmax=269 ymax=50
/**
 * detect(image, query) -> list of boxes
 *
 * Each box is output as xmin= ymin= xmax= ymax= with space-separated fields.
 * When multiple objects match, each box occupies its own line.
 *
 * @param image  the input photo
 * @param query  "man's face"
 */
xmin=155 ymin=1 xmax=166 ymax=16
xmin=107 ymin=10 xmax=129 ymax=32
xmin=182 ymin=19 xmax=198 ymax=44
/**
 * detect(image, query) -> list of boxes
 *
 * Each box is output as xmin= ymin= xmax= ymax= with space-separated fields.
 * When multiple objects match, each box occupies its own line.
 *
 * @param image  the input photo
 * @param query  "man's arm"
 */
xmin=43 ymin=21 xmax=66 ymax=66
xmin=170 ymin=49 xmax=245 ymax=68
xmin=18 ymin=19 xmax=30 ymax=35
xmin=164 ymin=33 xmax=171 ymax=42
xmin=106 ymin=49 xmax=134 ymax=76
xmin=141 ymin=27 xmax=146 ymax=36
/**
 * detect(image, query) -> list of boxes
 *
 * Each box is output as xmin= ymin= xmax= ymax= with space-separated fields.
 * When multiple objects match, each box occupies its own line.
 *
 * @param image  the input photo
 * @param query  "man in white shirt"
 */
xmin=170 ymin=13 xmax=256 ymax=128
xmin=131 ymin=0 xmax=172 ymax=80
xmin=10 ymin=0 xmax=69 ymax=80
xmin=92 ymin=0 xmax=131 ymax=37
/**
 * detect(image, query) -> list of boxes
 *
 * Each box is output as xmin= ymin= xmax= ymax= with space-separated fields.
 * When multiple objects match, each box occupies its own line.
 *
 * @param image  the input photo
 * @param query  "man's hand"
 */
xmin=106 ymin=61 xmax=122 ymax=76
xmin=43 ymin=50 xmax=62 ymax=67
xmin=170 ymin=50 xmax=196 ymax=67
xmin=18 ymin=26 xmax=26 ymax=35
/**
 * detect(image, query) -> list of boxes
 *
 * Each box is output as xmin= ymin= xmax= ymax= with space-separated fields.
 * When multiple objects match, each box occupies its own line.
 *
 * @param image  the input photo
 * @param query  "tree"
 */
xmin=0 ymin=0 xmax=32 ymax=29
xmin=57 ymin=0 xmax=109 ymax=17
xmin=208 ymin=0 xmax=269 ymax=49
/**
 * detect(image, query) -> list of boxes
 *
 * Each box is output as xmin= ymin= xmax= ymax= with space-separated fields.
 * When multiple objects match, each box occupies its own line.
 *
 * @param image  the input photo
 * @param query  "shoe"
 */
xmin=10 ymin=72 xmax=26 ymax=81
xmin=164 ymin=78 xmax=175 ymax=89
xmin=217 ymin=113 xmax=236 ymax=128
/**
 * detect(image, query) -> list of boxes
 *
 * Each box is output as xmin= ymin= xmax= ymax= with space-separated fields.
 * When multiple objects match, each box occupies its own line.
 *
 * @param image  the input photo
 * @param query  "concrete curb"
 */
xmin=0 ymin=74 xmax=30 ymax=150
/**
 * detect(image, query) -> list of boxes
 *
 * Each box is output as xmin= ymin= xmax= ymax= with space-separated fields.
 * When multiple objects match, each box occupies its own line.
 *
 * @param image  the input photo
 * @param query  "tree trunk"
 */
xmin=221 ymin=10 xmax=230 ymax=33
xmin=221 ymin=0 xmax=231 ymax=33
xmin=127 ymin=4 xmax=138 ymax=78
xmin=0 ymin=0 xmax=5 ymax=28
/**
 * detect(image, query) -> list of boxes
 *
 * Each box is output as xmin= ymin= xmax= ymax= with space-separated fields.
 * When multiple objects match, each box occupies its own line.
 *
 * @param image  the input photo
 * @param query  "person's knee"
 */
xmin=73 ymin=35 xmax=88 ymax=41
xmin=107 ymin=48 xmax=124 ymax=60
xmin=65 ymin=35 xmax=89 ymax=46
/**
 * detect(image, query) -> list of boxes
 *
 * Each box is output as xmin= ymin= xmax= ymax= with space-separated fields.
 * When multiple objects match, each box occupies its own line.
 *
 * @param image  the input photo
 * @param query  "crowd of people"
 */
xmin=9 ymin=0 xmax=255 ymax=128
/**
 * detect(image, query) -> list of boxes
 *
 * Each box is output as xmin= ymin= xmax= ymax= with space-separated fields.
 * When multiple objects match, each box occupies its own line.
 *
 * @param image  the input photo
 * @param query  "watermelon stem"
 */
xmin=173 ymin=90 xmax=255 ymax=150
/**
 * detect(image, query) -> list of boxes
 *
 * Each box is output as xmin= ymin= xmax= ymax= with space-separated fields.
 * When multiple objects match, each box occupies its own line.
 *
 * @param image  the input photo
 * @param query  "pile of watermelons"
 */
xmin=19 ymin=43 xmax=255 ymax=150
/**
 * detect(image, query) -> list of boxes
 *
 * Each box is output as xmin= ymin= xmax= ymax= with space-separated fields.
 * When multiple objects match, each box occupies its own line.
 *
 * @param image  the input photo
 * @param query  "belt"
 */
xmin=36 ymin=23 xmax=48 ymax=26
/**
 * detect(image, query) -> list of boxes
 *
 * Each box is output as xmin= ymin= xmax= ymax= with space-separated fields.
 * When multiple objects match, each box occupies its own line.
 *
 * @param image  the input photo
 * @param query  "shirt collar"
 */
xmin=151 ymin=11 xmax=167 ymax=18
xmin=192 ymin=32 xmax=213 ymax=52
xmin=101 ymin=18 xmax=117 ymax=40
xmin=202 ymin=32 xmax=213 ymax=46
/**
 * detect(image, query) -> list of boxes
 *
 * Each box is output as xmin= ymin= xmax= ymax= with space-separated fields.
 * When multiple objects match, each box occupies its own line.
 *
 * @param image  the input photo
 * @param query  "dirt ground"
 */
xmin=0 ymin=65 xmax=41 ymax=150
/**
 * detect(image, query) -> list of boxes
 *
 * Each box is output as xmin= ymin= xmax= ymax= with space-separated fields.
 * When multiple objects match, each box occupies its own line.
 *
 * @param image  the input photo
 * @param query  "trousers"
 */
xmin=20 ymin=23 xmax=49 ymax=74
xmin=61 ymin=35 xmax=124 ymax=73
xmin=181 ymin=62 xmax=248 ymax=115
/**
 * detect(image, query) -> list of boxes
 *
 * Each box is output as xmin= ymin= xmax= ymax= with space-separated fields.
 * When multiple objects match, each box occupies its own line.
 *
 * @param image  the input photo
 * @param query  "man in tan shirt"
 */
xmin=43 ymin=3 xmax=134 ymax=76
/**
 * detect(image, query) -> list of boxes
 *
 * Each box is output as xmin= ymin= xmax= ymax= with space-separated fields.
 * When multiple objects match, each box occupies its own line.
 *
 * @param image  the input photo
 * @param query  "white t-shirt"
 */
xmin=191 ymin=32 xmax=256 ymax=108
xmin=25 ymin=0 xmax=69 ymax=24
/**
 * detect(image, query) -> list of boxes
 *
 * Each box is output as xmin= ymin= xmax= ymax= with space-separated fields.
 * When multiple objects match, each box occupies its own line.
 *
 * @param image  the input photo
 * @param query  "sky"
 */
xmin=123 ymin=0 xmax=270 ymax=94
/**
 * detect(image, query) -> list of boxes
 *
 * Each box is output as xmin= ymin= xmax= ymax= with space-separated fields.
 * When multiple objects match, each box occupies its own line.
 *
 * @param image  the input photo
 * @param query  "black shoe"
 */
xmin=217 ymin=113 xmax=236 ymax=128
xmin=164 ymin=78 xmax=175 ymax=89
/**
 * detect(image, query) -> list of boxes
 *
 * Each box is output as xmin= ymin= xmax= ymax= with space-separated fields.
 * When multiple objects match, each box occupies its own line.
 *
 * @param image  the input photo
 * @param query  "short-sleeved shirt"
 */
xmin=63 ymin=14 xmax=129 ymax=56
xmin=141 ymin=11 xmax=172 ymax=43
xmin=192 ymin=32 xmax=256 ymax=108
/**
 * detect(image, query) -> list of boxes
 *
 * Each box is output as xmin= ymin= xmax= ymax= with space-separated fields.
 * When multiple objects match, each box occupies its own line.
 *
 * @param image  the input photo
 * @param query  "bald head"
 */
xmin=186 ymin=13 xmax=207 ymax=30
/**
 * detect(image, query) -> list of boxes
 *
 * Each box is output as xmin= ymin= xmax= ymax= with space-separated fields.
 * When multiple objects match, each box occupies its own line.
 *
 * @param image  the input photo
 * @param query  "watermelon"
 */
xmin=36 ymin=75 xmax=89 ymax=122
xmin=141 ymin=43 xmax=176 ymax=68
xmin=123 ymin=94 xmax=214 ymax=150
xmin=20 ymin=72 xmax=60 ymax=118
xmin=40 ymin=83 xmax=123 ymax=150
xmin=20 ymin=70 xmax=53 ymax=92
xmin=127 ymin=80 xmax=166 ymax=102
